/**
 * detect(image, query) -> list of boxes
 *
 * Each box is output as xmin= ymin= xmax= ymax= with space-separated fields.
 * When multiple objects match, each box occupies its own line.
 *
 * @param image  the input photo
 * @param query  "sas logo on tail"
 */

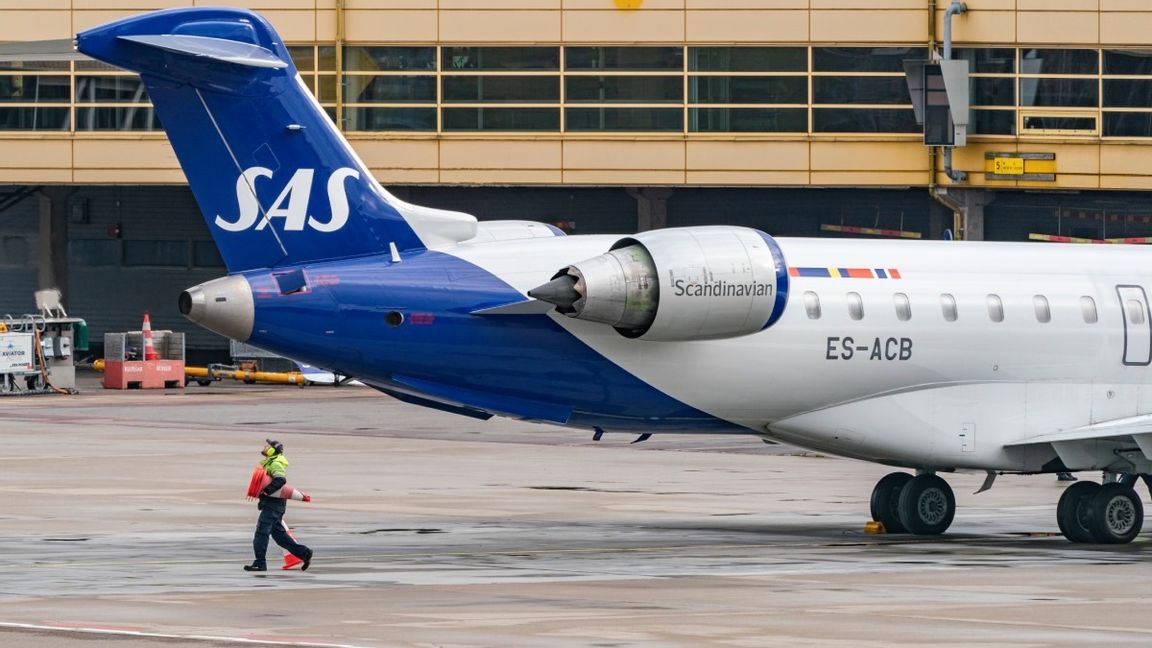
xmin=216 ymin=167 xmax=360 ymax=233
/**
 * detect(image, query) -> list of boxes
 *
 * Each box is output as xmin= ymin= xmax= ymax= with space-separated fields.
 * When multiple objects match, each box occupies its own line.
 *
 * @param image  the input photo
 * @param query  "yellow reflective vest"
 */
xmin=261 ymin=454 xmax=288 ymax=479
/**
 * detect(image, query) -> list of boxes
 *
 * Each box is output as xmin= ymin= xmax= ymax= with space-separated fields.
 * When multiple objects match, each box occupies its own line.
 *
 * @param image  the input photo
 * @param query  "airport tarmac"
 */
xmin=3 ymin=372 xmax=1152 ymax=647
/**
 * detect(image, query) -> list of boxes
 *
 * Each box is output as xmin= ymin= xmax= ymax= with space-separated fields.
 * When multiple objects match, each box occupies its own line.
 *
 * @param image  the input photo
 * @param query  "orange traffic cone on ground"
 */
xmin=282 ymin=521 xmax=305 ymax=570
xmin=142 ymin=312 xmax=159 ymax=360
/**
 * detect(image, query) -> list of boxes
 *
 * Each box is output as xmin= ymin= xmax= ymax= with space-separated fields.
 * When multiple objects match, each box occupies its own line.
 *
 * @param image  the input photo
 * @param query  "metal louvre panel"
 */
xmin=0 ymin=192 xmax=41 ymax=318
xmin=69 ymin=267 xmax=227 ymax=351
xmin=66 ymin=186 xmax=228 ymax=350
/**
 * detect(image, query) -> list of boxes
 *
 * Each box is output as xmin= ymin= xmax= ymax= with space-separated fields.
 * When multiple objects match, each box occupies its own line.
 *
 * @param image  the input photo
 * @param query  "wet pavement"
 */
xmin=1 ymin=372 xmax=1151 ymax=647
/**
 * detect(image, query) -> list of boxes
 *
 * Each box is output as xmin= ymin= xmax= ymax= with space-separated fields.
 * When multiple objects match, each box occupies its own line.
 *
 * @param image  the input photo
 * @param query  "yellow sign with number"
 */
xmin=992 ymin=157 xmax=1025 ymax=175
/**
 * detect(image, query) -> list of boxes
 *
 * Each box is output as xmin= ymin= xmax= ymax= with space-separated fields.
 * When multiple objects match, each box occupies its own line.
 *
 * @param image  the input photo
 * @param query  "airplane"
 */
xmin=75 ymin=7 xmax=1152 ymax=545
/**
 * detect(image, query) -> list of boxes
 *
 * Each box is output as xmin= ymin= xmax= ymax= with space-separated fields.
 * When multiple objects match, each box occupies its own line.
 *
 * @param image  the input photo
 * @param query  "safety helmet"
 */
xmin=263 ymin=439 xmax=284 ymax=457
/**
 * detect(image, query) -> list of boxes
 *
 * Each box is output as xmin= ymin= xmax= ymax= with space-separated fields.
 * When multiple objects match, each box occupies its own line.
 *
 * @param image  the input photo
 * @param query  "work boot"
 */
xmin=300 ymin=548 xmax=313 ymax=572
xmin=243 ymin=562 xmax=267 ymax=572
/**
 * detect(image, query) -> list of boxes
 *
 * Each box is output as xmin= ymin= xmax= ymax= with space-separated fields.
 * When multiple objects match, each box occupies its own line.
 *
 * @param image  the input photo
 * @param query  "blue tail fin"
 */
xmin=76 ymin=8 xmax=475 ymax=273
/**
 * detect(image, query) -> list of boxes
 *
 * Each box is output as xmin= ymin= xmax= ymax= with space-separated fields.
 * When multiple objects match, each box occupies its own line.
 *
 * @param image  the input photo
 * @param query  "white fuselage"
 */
xmin=451 ymin=236 xmax=1152 ymax=473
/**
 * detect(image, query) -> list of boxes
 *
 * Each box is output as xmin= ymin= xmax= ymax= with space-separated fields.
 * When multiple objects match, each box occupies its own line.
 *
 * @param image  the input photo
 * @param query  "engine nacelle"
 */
xmin=529 ymin=226 xmax=789 ymax=341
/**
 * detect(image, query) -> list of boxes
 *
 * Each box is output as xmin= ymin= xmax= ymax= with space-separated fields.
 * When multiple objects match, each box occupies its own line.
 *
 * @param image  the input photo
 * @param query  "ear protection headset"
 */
xmin=263 ymin=439 xmax=283 ymax=457
xmin=263 ymin=446 xmax=277 ymax=457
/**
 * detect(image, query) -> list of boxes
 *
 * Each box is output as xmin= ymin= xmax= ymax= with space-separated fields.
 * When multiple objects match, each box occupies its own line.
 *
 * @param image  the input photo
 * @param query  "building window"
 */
xmin=803 ymin=291 xmax=821 ymax=319
xmin=444 ymin=108 xmax=560 ymax=131
xmin=347 ymin=76 xmax=436 ymax=103
xmin=810 ymin=47 xmax=924 ymax=135
xmin=445 ymin=76 xmax=559 ymax=103
xmin=1021 ymin=49 xmax=1098 ymax=75
xmin=566 ymin=107 xmax=681 ymax=131
xmin=689 ymin=108 xmax=806 ymax=133
xmin=941 ymin=293 xmax=958 ymax=322
xmin=444 ymin=46 xmax=559 ymax=70
xmin=847 ymin=292 xmax=864 ymax=320
xmin=566 ymin=47 xmax=682 ymax=70
xmin=689 ymin=47 xmax=806 ymax=72
xmin=75 ymin=107 xmax=160 ymax=131
xmin=1019 ymin=78 xmax=1098 ymax=108
xmin=348 ymin=46 xmax=436 ymax=72
xmin=566 ymin=76 xmax=681 ymax=103
xmin=566 ymin=47 xmax=682 ymax=132
xmin=813 ymin=47 xmax=923 ymax=73
xmin=0 ymin=106 xmax=69 ymax=130
xmin=987 ymin=294 xmax=1004 ymax=322
xmin=343 ymin=45 xmax=435 ymax=132
xmin=345 ymin=107 xmax=436 ymax=131
xmin=894 ymin=293 xmax=911 ymax=321
xmin=1033 ymin=295 xmax=1051 ymax=323
xmin=435 ymin=47 xmax=561 ymax=132
xmin=687 ymin=47 xmax=807 ymax=133
xmin=814 ymin=108 xmax=918 ymax=133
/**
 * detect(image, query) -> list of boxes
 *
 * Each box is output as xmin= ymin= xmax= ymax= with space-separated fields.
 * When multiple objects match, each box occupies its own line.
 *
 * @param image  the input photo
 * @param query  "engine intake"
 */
xmin=529 ymin=226 xmax=788 ymax=341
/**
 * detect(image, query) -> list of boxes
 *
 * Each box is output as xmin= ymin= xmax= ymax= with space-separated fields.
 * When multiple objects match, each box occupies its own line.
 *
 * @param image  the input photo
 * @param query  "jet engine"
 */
xmin=179 ymin=274 xmax=254 ymax=342
xmin=528 ymin=226 xmax=788 ymax=341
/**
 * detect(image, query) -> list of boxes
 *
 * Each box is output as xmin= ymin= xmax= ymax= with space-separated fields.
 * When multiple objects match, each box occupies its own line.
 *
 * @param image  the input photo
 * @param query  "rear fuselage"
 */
xmin=223 ymin=235 xmax=1152 ymax=474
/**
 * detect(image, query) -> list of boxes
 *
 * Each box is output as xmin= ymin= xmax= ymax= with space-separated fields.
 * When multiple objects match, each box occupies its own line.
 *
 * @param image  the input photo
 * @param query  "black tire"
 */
xmin=870 ymin=472 xmax=912 ymax=533
xmin=1086 ymin=483 xmax=1144 ymax=544
xmin=1057 ymin=481 xmax=1100 ymax=543
xmin=897 ymin=474 xmax=956 ymax=535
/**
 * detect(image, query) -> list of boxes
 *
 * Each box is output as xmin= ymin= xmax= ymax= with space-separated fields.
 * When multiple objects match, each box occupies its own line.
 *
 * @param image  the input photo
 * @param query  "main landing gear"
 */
xmin=870 ymin=472 xmax=956 ymax=535
xmin=1056 ymin=480 xmax=1143 ymax=544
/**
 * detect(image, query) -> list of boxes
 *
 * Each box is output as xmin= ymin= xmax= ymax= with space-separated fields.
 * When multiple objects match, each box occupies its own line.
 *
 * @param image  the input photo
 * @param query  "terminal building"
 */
xmin=2 ymin=0 xmax=1152 ymax=352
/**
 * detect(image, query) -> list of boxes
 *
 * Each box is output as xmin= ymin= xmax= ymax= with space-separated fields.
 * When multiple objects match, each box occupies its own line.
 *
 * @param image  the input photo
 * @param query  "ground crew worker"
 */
xmin=244 ymin=439 xmax=313 ymax=572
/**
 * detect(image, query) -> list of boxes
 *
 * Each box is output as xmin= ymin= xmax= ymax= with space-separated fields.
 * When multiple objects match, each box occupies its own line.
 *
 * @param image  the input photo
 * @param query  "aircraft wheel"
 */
xmin=1056 ymin=481 xmax=1099 ymax=543
xmin=869 ymin=472 xmax=912 ymax=533
xmin=897 ymin=474 xmax=956 ymax=535
xmin=1087 ymin=483 xmax=1143 ymax=544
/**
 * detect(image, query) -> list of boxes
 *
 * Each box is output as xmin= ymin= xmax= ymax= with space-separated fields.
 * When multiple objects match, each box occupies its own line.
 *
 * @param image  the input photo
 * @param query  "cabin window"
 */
xmin=1033 ymin=295 xmax=1051 ymax=323
xmin=847 ymin=292 xmax=864 ymax=320
xmin=893 ymin=293 xmax=911 ymax=321
xmin=1080 ymin=296 xmax=1098 ymax=323
xmin=1127 ymin=299 xmax=1146 ymax=325
xmin=986 ymin=294 xmax=1004 ymax=322
xmin=803 ymin=291 xmax=821 ymax=319
xmin=940 ymin=293 xmax=958 ymax=321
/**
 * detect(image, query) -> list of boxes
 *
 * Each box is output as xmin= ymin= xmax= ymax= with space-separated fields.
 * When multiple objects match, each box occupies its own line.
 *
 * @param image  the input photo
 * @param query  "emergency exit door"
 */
xmin=1117 ymin=285 xmax=1152 ymax=366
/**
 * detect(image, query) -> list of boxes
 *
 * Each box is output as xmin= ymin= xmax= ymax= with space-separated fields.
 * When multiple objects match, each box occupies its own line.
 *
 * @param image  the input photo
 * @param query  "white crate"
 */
xmin=0 ymin=333 xmax=35 ymax=374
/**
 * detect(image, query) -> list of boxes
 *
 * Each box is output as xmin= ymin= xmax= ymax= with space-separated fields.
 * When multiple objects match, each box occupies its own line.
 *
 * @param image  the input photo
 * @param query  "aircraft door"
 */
xmin=1116 ymin=285 xmax=1152 ymax=366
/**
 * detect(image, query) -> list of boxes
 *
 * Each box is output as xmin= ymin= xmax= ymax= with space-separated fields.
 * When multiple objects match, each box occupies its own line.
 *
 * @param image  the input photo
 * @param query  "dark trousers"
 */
xmin=252 ymin=501 xmax=310 ymax=567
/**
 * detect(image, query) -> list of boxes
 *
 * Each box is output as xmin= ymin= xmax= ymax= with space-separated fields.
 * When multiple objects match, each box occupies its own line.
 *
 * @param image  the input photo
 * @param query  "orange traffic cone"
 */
xmin=246 ymin=465 xmax=267 ymax=499
xmin=142 ymin=312 xmax=159 ymax=361
xmin=282 ymin=521 xmax=305 ymax=570
xmin=244 ymin=466 xmax=313 ymax=501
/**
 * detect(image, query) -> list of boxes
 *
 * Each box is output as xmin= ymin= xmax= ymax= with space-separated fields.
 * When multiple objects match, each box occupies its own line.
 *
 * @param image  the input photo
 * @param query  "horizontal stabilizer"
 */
xmin=1005 ymin=413 xmax=1152 ymax=447
xmin=118 ymin=34 xmax=286 ymax=69
xmin=393 ymin=374 xmax=571 ymax=423
xmin=0 ymin=39 xmax=89 ymax=62
xmin=367 ymin=384 xmax=494 ymax=420
xmin=470 ymin=299 xmax=555 ymax=316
